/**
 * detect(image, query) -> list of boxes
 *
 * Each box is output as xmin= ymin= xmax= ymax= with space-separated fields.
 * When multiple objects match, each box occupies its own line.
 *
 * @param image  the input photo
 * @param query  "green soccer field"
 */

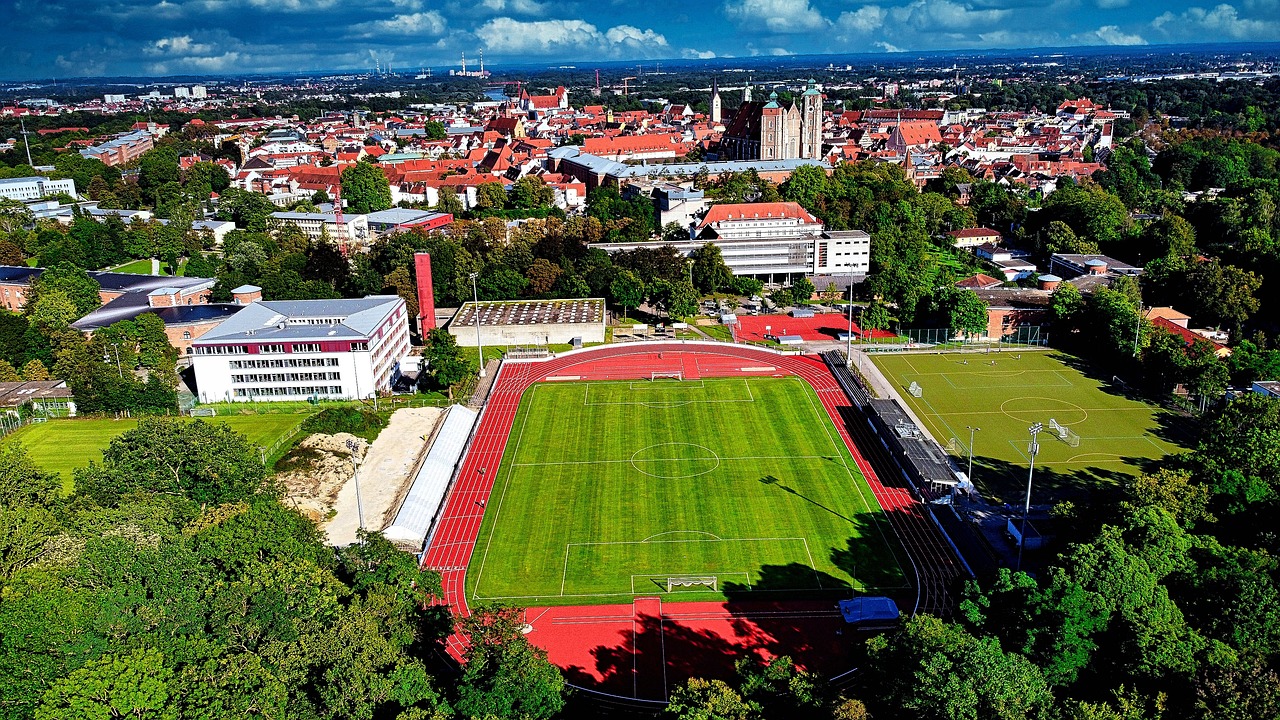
xmin=466 ymin=377 xmax=908 ymax=606
xmin=871 ymin=351 xmax=1191 ymax=504
xmin=3 ymin=415 xmax=307 ymax=493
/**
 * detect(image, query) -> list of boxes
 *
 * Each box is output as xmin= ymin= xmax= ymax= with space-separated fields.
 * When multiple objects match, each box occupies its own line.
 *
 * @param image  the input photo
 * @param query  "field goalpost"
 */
xmin=667 ymin=575 xmax=717 ymax=593
xmin=651 ymin=371 xmax=684 ymax=381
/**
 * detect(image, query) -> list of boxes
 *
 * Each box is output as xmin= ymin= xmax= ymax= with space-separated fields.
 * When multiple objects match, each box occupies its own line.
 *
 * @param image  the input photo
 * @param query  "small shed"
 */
xmin=791 ymin=307 xmax=815 ymax=318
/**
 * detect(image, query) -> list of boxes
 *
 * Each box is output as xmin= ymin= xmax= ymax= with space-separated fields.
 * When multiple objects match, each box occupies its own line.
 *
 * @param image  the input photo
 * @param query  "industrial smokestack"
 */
xmin=414 ymin=253 xmax=436 ymax=336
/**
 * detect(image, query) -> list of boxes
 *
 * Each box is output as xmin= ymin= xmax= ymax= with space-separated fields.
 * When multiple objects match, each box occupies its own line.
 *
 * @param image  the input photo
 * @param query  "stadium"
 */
xmin=421 ymin=342 xmax=964 ymax=703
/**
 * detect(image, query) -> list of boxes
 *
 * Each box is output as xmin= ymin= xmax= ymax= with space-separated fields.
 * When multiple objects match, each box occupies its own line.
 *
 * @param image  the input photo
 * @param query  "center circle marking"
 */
xmin=630 ymin=442 xmax=721 ymax=478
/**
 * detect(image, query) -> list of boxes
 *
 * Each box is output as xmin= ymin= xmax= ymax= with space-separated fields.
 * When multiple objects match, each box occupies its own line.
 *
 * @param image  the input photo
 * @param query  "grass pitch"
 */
xmin=3 ymin=415 xmax=307 ymax=493
xmin=467 ymin=377 xmax=907 ymax=606
xmin=871 ymin=351 xmax=1190 ymax=503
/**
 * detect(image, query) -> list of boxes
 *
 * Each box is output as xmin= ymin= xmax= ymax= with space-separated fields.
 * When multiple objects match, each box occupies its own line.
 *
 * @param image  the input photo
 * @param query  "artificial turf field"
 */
xmin=3 ymin=415 xmax=306 ymax=492
xmin=466 ymin=376 xmax=908 ymax=606
xmin=871 ymin=351 xmax=1191 ymax=503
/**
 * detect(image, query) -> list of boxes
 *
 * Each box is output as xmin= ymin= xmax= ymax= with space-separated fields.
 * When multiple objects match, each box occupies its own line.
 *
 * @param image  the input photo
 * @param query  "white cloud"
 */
xmin=1152 ymin=3 xmax=1280 ymax=40
xmin=682 ymin=48 xmax=718 ymax=58
xmin=1096 ymin=0 xmax=1129 ymax=7
xmin=477 ymin=17 xmax=670 ymax=57
xmin=1079 ymin=24 xmax=1147 ymax=44
xmin=889 ymin=0 xmax=1011 ymax=30
xmin=479 ymin=0 xmax=547 ymax=13
xmin=837 ymin=5 xmax=887 ymax=33
xmin=875 ymin=40 xmax=906 ymax=52
xmin=146 ymin=35 xmax=215 ymax=56
xmin=723 ymin=0 xmax=829 ymax=33
xmin=351 ymin=11 xmax=446 ymax=36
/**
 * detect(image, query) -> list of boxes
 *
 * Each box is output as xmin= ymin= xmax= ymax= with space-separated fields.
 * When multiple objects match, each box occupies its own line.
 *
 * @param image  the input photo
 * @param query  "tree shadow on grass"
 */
xmin=970 ymin=454 xmax=1135 ymax=507
xmin=757 ymin=475 xmax=855 ymax=523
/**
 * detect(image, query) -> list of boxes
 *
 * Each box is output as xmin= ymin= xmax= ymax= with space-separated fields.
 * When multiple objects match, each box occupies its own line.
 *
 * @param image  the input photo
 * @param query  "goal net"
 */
xmin=188 ymin=408 xmax=216 ymax=417
xmin=651 ymin=371 xmax=684 ymax=381
xmin=908 ymin=381 xmax=923 ymax=398
xmin=1049 ymin=418 xmax=1081 ymax=448
xmin=667 ymin=575 xmax=717 ymax=593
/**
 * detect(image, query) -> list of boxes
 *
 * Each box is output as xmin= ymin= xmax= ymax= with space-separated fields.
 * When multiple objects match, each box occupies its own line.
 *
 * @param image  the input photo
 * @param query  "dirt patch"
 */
xmin=695 ymin=318 xmax=717 ymax=326
xmin=277 ymin=432 xmax=368 ymax=523
xmin=323 ymin=406 xmax=445 ymax=546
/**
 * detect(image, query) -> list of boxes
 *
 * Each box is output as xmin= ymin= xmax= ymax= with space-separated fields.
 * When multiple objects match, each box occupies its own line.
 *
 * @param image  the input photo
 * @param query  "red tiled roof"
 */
xmin=698 ymin=202 xmax=819 ymax=229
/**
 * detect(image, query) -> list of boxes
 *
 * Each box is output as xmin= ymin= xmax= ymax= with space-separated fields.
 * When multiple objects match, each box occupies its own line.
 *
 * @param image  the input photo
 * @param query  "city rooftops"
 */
xmin=452 ymin=299 xmax=605 ymax=328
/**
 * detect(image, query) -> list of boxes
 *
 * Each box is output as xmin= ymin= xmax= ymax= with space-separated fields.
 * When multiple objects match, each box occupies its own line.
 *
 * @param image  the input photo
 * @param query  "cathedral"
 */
xmin=716 ymin=80 xmax=822 ymax=161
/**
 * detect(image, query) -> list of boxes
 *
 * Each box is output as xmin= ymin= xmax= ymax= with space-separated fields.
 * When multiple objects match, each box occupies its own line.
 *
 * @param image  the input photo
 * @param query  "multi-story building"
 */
xmin=0 ymin=176 xmax=76 ymax=201
xmin=79 ymin=130 xmax=154 ymax=166
xmin=191 ymin=85 xmax=207 ymax=99
xmin=268 ymin=211 xmax=369 ymax=245
xmin=590 ymin=202 xmax=869 ymax=283
xmin=718 ymin=80 xmax=823 ymax=161
xmin=191 ymin=295 xmax=411 ymax=403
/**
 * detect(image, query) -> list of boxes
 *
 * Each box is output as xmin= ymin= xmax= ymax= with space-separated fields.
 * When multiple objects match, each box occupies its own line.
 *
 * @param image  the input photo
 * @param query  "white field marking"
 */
xmin=801 ymin=537 xmax=822 ymax=589
xmin=472 ymin=586 xmax=832 ymax=602
xmin=927 ymin=407 xmax=1169 ymax=415
xmin=578 ymin=378 xmax=755 ymax=406
xmin=567 ymin=535 xmax=809 ymax=547
xmin=629 ymin=442 xmax=721 ymax=478
xmin=629 ymin=572 xmax=752 ymax=594
xmin=798 ymin=380 xmax=910 ymax=585
xmin=472 ymin=383 xmax=537 ymax=600
xmin=641 ymin=530 xmax=723 ymax=542
xmin=940 ymin=370 xmax=1073 ymax=390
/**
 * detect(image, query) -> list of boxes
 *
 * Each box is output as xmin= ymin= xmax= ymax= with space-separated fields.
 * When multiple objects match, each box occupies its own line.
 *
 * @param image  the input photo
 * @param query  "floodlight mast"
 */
xmin=1016 ymin=422 xmax=1043 ymax=572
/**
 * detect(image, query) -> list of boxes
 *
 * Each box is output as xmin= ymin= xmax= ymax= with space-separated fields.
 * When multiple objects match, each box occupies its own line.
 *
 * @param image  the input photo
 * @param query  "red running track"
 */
xmin=421 ymin=342 xmax=961 ymax=699
xmin=734 ymin=313 xmax=899 ymax=343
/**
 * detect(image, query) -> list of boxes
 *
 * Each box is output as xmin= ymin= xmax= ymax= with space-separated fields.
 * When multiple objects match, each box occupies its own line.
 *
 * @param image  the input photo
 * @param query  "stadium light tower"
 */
xmin=966 ymin=425 xmax=979 ymax=486
xmin=1016 ymin=422 xmax=1043 ymax=572
xmin=845 ymin=260 xmax=856 ymax=367
xmin=344 ymin=438 xmax=366 ymax=542
xmin=469 ymin=272 xmax=486 ymax=378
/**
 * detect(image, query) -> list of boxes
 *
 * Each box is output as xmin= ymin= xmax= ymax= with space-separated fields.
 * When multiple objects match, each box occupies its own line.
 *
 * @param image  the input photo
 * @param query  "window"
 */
xmin=182 ymin=331 xmax=191 ymax=339
xmin=260 ymin=344 xmax=284 ymax=354
xmin=351 ymin=341 xmax=369 ymax=351
xmin=292 ymin=343 xmax=320 ymax=353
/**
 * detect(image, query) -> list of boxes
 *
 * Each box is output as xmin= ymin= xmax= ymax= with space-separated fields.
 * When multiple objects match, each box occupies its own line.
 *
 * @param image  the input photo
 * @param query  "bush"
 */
xmin=301 ymin=407 xmax=386 ymax=436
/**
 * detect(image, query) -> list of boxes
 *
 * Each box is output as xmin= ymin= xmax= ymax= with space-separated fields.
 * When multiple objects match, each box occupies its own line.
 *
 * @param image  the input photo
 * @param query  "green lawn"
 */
xmin=872 ymin=351 xmax=1191 ymax=504
xmin=4 ymin=415 xmax=308 ymax=493
xmin=466 ymin=377 xmax=907 ymax=606
xmin=111 ymin=259 xmax=156 ymax=274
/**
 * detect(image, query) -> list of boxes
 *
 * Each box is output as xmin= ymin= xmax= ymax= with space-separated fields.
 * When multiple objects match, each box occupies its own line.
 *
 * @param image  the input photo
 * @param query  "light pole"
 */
xmin=1133 ymin=306 xmax=1145 ymax=356
xmin=469 ymin=272 xmax=486 ymax=378
xmin=966 ymin=425 xmax=979 ymax=486
xmin=844 ymin=255 xmax=857 ymax=367
xmin=1017 ymin=422 xmax=1043 ymax=573
xmin=344 ymin=438 xmax=366 ymax=541
xmin=104 ymin=343 xmax=123 ymax=379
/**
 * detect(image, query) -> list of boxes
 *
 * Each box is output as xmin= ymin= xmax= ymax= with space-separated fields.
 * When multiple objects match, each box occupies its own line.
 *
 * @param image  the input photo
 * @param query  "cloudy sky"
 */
xmin=1 ymin=0 xmax=1278 ymax=79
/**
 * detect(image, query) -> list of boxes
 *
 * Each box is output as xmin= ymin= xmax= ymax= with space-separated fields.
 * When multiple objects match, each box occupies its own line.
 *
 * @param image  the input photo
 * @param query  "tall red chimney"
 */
xmin=414 ymin=252 xmax=436 ymax=335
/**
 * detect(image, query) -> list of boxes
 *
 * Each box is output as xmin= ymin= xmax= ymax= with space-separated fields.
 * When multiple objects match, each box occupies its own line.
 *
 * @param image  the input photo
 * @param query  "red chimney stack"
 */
xmin=414 ymin=253 xmax=436 ymax=336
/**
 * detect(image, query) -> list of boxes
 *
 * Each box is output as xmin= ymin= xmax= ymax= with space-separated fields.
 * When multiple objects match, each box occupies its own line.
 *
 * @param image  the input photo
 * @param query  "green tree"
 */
xmin=27 ymin=289 xmax=81 ymax=332
xmin=422 ymin=327 xmax=469 ymax=393
xmin=36 ymin=647 xmax=176 ymax=720
xmin=690 ymin=243 xmax=732 ymax=294
xmin=474 ymin=182 xmax=509 ymax=212
xmin=666 ymin=678 xmax=756 ymax=720
xmin=434 ymin=188 xmax=465 ymax=217
xmin=791 ymin=276 xmax=816 ymax=303
xmin=423 ymin=120 xmax=447 ymax=140
xmin=610 ymin=269 xmax=646 ymax=318
xmin=779 ymin=164 xmax=829 ymax=210
xmin=74 ymin=418 xmax=267 ymax=506
xmin=651 ymin=278 xmax=698 ymax=319
xmin=216 ymin=188 xmax=276 ymax=232
xmin=934 ymin=286 xmax=990 ymax=336
xmin=340 ymin=161 xmax=393 ymax=214
xmin=863 ymin=615 xmax=1054 ymax=720
xmin=1180 ymin=259 xmax=1260 ymax=335
xmin=31 ymin=262 xmax=102 ymax=316
xmin=510 ymin=176 xmax=554 ymax=210
xmin=456 ymin=605 xmax=565 ymax=720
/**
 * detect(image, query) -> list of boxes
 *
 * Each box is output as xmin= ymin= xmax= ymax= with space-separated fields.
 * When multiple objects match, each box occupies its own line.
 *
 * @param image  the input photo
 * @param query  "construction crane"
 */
xmin=621 ymin=76 xmax=637 ymax=95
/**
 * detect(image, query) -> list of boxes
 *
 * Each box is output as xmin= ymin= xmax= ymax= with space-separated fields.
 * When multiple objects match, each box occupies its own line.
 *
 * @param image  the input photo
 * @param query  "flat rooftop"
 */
xmin=452 ymin=299 xmax=605 ymax=327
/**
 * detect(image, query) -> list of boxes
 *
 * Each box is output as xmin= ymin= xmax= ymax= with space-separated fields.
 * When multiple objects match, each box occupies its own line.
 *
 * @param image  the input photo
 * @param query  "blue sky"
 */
xmin=1 ymin=0 xmax=1278 ymax=79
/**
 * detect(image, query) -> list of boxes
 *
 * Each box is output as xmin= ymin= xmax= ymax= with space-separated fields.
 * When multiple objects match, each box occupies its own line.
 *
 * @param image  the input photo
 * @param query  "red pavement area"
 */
xmin=421 ymin=343 xmax=959 ymax=702
xmin=734 ymin=313 xmax=898 ymax=343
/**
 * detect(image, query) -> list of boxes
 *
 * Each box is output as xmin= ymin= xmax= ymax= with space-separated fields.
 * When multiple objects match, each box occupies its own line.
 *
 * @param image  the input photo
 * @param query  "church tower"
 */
xmin=800 ymin=79 xmax=823 ymax=159
xmin=743 ymin=75 xmax=752 ymax=103
xmin=710 ymin=78 xmax=722 ymax=124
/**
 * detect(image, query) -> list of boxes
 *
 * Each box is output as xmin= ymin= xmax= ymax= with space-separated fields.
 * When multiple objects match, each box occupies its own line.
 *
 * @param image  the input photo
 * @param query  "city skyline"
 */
xmin=2 ymin=0 xmax=1279 ymax=80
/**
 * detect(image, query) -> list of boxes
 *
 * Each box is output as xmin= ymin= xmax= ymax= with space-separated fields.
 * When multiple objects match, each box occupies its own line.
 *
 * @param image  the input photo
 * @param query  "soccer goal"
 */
xmin=1049 ymin=418 xmax=1081 ymax=448
xmin=651 ymin=371 xmax=684 ymax=381
xmin=908 ymin=381 xmax=923 ymax=398
xmin=188 ymin=407 xmax=216 ymax=417
xmin=667 ymin=575 xmax=717 ymax=593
